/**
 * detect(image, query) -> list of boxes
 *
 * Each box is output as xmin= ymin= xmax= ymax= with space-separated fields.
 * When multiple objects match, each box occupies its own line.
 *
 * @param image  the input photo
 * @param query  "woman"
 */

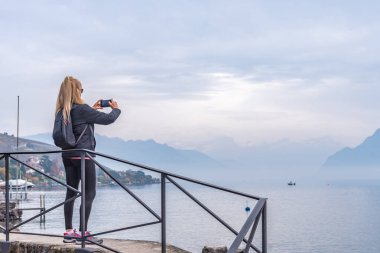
xmin=55 ymin=76 xmax=121 ymax=244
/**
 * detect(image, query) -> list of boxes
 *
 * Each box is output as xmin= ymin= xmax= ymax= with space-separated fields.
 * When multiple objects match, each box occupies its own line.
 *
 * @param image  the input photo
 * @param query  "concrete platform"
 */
xmin=0 ymin=233 xmax=191 ymax=253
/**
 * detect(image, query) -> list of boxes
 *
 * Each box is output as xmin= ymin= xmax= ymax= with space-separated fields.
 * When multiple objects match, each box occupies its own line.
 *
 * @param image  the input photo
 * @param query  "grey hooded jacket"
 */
xmin=62 ymin=103 xmax=121 ymax=158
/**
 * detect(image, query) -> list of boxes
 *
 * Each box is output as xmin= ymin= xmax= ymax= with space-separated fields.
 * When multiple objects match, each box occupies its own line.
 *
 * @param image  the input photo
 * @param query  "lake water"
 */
xmin=12 ymin=180 xmax=380 ymax=253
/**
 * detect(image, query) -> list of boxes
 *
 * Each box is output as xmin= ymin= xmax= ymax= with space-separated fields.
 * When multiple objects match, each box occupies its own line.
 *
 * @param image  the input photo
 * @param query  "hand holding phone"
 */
xmin=100 ymin=99 xmax=112 ymax=108
xmin=100 ymin=99 xmax=119 ymax=109
xmin=109 ymin=99 xmax=119 ymax=109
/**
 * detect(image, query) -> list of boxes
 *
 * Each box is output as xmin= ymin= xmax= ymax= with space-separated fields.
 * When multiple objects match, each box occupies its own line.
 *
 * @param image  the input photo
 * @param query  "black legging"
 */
xmin=63 ymin=158 xmax=96 ymax=232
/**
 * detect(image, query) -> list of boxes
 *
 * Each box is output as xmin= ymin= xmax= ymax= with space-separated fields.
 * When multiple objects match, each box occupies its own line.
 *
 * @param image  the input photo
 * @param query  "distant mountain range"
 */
xmin=2 ymin=128 xmax=379 ymax=181
xmin=0 ymin=132 xmax=61 ymax=164
xmin=25 ymin=133 xmax=340 ymax=167
xmin=320 ymin=129 xmax=380 ymax=179
xmin=323 ymin=129 xmax=380 ymax=168
xmin=22 ymin=133 xmax=220 ymax=178
xmin=195 ymin=136 xmax=342 ymax=180
xmin=0 ymin=132 xmax=57 ymax=153
xmin=0 ymin=133 xmax=161 ymax=187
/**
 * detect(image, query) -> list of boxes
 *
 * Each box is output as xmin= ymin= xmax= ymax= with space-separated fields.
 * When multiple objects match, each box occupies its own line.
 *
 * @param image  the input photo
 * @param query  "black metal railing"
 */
xmin=0 ymin=150 xmax=267 ymax=253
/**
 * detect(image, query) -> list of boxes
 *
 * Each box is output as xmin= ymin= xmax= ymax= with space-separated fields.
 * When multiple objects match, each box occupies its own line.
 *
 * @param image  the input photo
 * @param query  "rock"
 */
xmin=9 ymin=241 xmax=93 ymax=253
xmin=202 ymin=246 xmax=244 ymax=253
xmin=0 ymin=202 xmax=16 ymax=209
xmin=0 ymin=202 xmax=22 ymax=221
xmin=202 ymin=246 xmax=227 ymax=253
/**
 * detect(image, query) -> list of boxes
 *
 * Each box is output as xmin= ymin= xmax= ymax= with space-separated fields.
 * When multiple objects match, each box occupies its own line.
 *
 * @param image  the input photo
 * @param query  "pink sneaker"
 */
xmin=63 ymin=229 xmax=80 ymax=243
xmin=76 ymin=231 xmax=103 ymax=245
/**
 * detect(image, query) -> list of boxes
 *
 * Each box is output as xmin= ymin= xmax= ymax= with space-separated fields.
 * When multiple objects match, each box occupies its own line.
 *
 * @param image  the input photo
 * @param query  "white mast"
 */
xmin=16 ymin=96 xmax=20 ymax=199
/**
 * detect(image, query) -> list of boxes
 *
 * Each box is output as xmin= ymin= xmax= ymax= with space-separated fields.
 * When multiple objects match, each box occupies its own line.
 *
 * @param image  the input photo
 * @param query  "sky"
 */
xmin=1 ymin=0 xmax=380 ymax=150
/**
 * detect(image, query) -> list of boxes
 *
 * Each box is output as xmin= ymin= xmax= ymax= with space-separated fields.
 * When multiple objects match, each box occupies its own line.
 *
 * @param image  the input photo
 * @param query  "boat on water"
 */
xmin=0 ymin=179 xmax=35 ymax=190
xmin=288 ymin=181 xmax=296 ymax=186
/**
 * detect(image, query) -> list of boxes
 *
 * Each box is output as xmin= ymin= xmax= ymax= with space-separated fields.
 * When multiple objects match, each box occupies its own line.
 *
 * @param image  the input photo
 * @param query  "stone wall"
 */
xmin=5 ymin=241 xmax=104 ymax=253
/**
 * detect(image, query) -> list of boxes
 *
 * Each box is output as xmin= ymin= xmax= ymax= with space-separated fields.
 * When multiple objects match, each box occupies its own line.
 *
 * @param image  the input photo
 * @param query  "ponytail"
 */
xmin=55 ymin=76 xmax=84 ymax=122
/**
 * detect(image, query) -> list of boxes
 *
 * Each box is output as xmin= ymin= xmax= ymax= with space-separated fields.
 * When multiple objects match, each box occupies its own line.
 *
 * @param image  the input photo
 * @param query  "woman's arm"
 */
xmin=81 ymin=103 xmax=121 ymax=125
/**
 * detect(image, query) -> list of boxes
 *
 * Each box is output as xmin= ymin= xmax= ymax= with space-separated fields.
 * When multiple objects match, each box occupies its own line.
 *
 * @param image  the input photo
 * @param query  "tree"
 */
xmin=9 ymin=159 xmax=19 ymax=179
xmin=39 ymin=155 xmax=53 ymax=174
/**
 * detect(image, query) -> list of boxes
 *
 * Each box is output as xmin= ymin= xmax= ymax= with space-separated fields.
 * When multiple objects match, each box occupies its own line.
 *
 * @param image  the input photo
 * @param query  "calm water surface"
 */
xmin=13 ymin=181 xmax=380 ymax=253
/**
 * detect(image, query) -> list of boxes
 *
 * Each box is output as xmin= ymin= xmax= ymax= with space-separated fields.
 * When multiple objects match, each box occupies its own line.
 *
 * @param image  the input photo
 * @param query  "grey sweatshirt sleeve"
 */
xmin=81 ymin=104 xmax=121 ymax=125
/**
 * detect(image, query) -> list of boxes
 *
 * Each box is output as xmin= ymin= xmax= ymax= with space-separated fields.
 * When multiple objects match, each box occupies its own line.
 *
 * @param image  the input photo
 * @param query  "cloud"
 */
xmin=1 ymin=0 xmax=380 ymax=148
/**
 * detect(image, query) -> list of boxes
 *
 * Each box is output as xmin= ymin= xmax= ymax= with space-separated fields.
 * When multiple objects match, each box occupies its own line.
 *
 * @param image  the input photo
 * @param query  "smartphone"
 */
xmin=100 ymin=99 xmax=112 ymax=107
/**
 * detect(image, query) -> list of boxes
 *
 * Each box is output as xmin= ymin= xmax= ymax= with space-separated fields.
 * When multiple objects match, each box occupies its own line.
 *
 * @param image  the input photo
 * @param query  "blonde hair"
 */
xmin=55 ymin=76 xmax=85 ymax=121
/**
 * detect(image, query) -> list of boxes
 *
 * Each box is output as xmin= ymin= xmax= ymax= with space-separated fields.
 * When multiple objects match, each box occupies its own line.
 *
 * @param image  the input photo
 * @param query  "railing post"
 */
xmin=262 ymin=200 xmax=267 ymax=253
xmin=161 ymin=173 xmax=166 ymax=253
xmin=5 ymin=154 xmax=10 ymax=242
xmin=43 ymin=195 xmax=46 ymax=223
xmin=40 ymin=194 xmax=43 ymax=223
xmin=0 ymin=154 xmax=11 ymax=253
xmin=80 ymin=152 xmax=86 ymax=248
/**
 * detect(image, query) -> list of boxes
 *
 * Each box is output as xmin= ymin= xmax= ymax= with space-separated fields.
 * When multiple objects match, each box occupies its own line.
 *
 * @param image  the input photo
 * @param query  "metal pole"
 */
xmin=43 ymin=195 xmax=46 ymax=222
xmin=80 ymin=152 xmax=86 ymax=248
xmin=17 ymin=96 xmax=19 ymax=152
xmin=5 ymin=155 xmax=10 ymax=241
xmin=40 ymin=195 xmax=42 ymax=223
xmin=161 ymin=174 xmax=166 ymax=253
xmin=262 ymin=201 xmax=267 ymax=253
xmin=39 ymin=195 xmax=46 ymax=223
xmin=16 ymin=96 xmax=20 ymax=200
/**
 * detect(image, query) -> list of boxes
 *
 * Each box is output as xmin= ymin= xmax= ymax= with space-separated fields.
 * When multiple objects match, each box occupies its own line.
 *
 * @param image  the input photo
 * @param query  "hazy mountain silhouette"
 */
xmin=16 ymin=131 xmax=371 ymax=181
xmin=323 ymin=129 xmax=380 ymax=168
xmin=23 ymin=133 xmax=220 ymax=178
xmin=0 ymin=132 xmax=57 ymax=153
xmin=0 ymin=132 xmax=60 ymax=165
xmin=321 ymin=129 xmax=380 ymax=179
xmin=197 ymin=136 xmax=341 ymax=180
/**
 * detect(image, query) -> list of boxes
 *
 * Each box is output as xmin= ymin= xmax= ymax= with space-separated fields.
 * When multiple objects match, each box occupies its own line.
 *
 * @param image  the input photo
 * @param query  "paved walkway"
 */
xmin=0 ymin=233 xmax=191 ymax=253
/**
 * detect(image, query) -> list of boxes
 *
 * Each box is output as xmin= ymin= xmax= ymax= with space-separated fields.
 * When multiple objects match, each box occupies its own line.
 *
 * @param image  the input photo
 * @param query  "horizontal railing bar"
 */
xmin=10 ymin=231 xmax=124 ymax=250
xmin=89 ymin=155 xmax=161 ymax=221
xmin=10 ymin=194 xmax=80 ymax=231
xmin=169 ymin=174 xmax=261 ymax=200
xmin=10 ymin=231 xmax=64 ymax=238
xmin=85 ymin=150 xmax=261 ymax=200
xmin=0 ymin=150 xmax=63 ymax=155
xmin=10 ymin=156 xmax=81 ymax=194
xmin=88 ymin=221 xmax=161 ymax=238
xmin=19 ymin=208 xmax=45 ymax=211
xmin=4 ymin=230 xmax=123 ymax=253
xmin=13 ymin=232 xmax=134 ymax=251
xmin=4 ymin=149 xmax=262 ymax=200
xmin=228 ymin=198 xmax=266 ymax=253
